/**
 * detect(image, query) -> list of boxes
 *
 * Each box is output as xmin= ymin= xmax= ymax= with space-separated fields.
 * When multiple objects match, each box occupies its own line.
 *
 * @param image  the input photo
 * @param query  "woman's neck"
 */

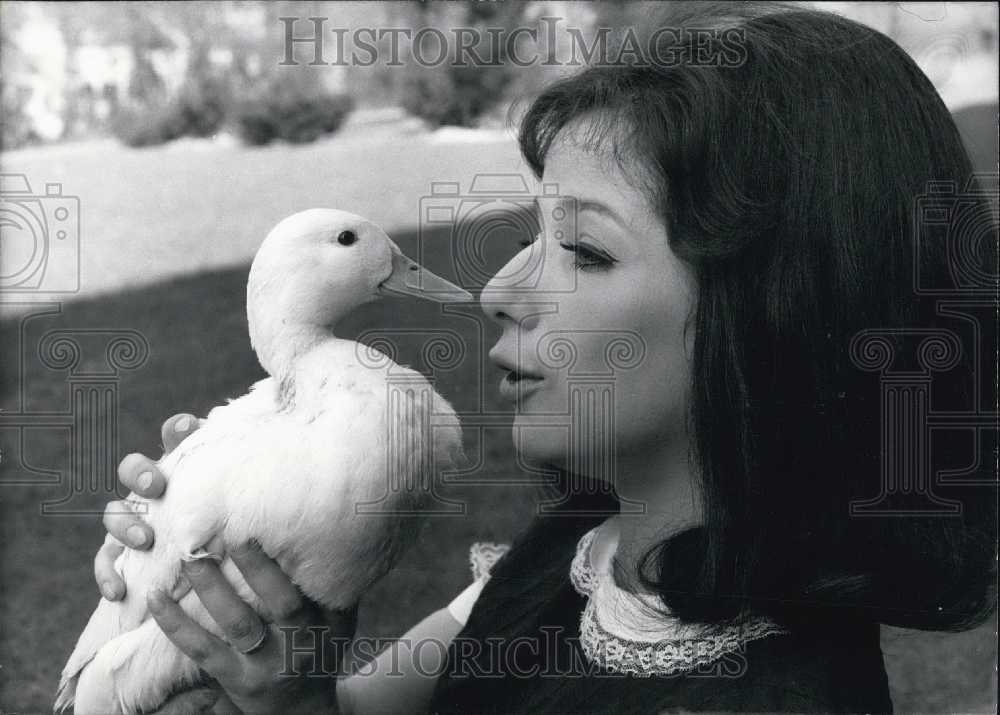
xmin=602 ymin=443 xmax=702 ymax=593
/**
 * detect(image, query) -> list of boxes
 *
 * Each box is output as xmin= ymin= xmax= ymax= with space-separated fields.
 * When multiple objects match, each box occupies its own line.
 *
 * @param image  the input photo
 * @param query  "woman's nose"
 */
xmin=479 ymin=245 xmax=543 ymax=331
xmin=479 ymin=289 xmax=541 ymax=331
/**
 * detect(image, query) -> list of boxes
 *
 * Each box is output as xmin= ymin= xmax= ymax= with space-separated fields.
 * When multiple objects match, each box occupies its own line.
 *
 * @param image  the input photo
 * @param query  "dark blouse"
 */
xmin=428 ymin=510 xmax=893 ymax=714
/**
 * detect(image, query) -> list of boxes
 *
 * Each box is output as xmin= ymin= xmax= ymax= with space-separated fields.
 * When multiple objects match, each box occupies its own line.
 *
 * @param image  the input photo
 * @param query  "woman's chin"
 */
xmin=510 ymin=421 xmax=567 ymax=469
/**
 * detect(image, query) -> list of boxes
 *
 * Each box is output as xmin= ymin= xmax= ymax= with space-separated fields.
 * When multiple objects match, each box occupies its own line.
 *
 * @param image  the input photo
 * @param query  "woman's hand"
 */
xmin=95 ymin=413 xmax=202 ymax=600
xmin=94 ymin=413 xmax=355 ymax=711
xmin=147 ymin=542 xmax=355 ymax=714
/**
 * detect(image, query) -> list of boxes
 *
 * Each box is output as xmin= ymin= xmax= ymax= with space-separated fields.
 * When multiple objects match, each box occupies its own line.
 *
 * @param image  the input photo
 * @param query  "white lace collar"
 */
xmin=569 ymin=525 xmax=788 ymax=676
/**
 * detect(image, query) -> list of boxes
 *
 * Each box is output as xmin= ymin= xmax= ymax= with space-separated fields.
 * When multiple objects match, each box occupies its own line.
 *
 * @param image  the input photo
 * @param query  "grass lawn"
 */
xmin=0 ymin=233 xmax=545 ymax=712
xmin=0 ymin=128 xmax=525 ymax=309
xmin=1 ymin=134 xmax=996 ymax=713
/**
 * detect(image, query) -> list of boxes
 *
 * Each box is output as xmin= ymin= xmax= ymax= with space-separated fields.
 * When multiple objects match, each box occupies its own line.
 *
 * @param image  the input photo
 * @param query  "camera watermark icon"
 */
xmin=897 ymin=2 xmax=949 ymax=23
xmin=912 ymin=174 xmax=998 ymax=296
xmin=419 ymin=174 xmax=578 ymax=294
xmin=0 ymin=174 xmax=81 ymax=293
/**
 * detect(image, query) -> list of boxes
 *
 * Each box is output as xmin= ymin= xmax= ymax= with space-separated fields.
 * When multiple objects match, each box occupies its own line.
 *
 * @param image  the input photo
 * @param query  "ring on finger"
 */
xmin=237 ymin=628 xmax=268 ymax=655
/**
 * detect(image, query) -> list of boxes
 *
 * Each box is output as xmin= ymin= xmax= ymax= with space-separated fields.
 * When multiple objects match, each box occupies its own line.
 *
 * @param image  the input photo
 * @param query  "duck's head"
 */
xmin=248 ymin=209 xmax=471 ymax=373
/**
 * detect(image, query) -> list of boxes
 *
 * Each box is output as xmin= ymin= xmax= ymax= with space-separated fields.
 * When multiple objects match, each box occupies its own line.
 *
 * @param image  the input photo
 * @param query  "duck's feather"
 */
xmin=57 ymin=340 xmax=463 ymax=714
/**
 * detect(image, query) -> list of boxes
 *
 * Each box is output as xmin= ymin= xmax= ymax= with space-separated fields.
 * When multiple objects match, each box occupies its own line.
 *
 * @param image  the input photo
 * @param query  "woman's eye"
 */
xmin=559 ymin=242 xmax=615 ymax=272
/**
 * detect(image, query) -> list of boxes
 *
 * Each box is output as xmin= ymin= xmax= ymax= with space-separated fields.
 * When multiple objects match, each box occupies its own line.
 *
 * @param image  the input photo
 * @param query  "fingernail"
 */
xmin=127 ymin=525 xmax=148 ymax=547
xmin=175 ymin=416 xmax=192 ymax=432
xmin=137 ymin=471 xmax=154 ymax=491
xmin=184 ymin=558 xmax=207 ymax=575
xmin=204 ymin=534 xmax=225 ymax=556
xmin=101 ymin=582 xmax=117 ymax=600
xmin=171 ymin=574 xmax=191 ymax=599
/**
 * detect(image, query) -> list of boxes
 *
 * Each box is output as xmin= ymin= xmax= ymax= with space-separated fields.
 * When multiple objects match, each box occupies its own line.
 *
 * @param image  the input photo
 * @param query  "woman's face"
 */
xmin=481 ymin=127 xmax=697 ymax=481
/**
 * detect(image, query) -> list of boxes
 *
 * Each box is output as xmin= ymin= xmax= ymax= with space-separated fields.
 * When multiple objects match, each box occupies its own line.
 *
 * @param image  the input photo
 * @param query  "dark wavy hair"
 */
xmin=519 ymin=3 xmax=997 ymax=631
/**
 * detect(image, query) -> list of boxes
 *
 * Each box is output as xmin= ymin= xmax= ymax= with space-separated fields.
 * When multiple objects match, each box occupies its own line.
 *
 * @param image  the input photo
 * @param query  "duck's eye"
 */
xmin=337 ymin=230 xmax=357 ymax=246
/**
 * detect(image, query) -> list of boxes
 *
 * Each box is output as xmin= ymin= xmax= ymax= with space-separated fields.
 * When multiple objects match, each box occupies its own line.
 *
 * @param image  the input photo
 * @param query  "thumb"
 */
xmin=321 ymin=602 xmax=359 ymax=675
xmin=212 ymin=693 xmax=243 ymax=714
xmin=322 ymin=602 xmax=359 ymax=638
xmin=151 ymin=687 xmax=222 ymax=714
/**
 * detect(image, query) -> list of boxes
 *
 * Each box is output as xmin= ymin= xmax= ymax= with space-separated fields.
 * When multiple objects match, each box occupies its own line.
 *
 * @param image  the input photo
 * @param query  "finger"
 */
xmin=182 ymin=558 xmax=269 ymax=654
xmin=118 ymin=452 xmax=166 ymax=499
xmin=94 ymin=533 xmax=125 ymax=600
xmin=103 ymin=499 xmax=154 ymax=550
xmin=150 ymin=687 xmax=220 ymax=715
xmin=148 ymin=589 xmax=235 ymax=677
xmin=210 ymin=693 xmax=242 ymax=715
xmin=323 ymin=602 xmax=359 ymax=639
xmin=230 ymin=541 xmax=312 ymax=628
xmin=162 ymin=413 xmax=202 ymax=455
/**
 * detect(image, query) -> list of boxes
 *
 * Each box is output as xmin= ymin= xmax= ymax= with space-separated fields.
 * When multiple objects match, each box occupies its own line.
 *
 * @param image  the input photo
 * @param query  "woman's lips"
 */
xmin=498 ymin=370 xmax=544 ymax=402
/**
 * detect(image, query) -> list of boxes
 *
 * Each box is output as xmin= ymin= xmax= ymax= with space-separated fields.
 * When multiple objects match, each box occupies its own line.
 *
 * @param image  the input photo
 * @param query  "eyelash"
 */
xmin=518 ymin=235 xmax=615 ymax=272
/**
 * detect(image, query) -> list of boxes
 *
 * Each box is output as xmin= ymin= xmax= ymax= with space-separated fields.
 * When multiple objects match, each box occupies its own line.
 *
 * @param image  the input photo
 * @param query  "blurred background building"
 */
xmin=2 ymin=1 xmax=997 ymax=149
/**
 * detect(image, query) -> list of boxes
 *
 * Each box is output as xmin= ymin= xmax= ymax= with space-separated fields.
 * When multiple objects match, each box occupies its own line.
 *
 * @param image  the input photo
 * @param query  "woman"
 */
xmin=94 ymin=4 xmax=997 ymax=713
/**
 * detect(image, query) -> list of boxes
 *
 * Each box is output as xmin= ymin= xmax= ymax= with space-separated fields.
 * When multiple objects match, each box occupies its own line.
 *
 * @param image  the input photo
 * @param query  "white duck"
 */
xmin=55 ymin=209 xmax=471 ymax=715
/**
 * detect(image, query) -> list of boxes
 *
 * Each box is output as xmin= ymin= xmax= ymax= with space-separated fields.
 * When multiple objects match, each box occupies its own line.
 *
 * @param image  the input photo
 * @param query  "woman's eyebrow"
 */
xmin=577 ymin=199 xmax=628 ymax=230
xmin=532 ymin=196 xmax=629 ymax=231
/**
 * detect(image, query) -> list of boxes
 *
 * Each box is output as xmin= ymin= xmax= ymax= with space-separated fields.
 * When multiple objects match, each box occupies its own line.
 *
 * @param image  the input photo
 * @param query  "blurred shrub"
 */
xmin=111 ymin=81 xmax=228 ymax=148
xmin=111 ymin=71 xmax=353 ymax=148
xmin=233 ymin=92 xmax=354 ymax=146
xmin=400 ymin=1 xmax=524 ymax=127
xmin=110 ymin=104 xmax=182 ymax=148
xmin=401 ymin=63 xmax=516 ymax=128
xmin=1 ymin=79 xmax=39 ymax=150
xmin=400 ymin=69 xmax=459 ymax=127
xmin=173 ymin=84 xmax=228 ymax=138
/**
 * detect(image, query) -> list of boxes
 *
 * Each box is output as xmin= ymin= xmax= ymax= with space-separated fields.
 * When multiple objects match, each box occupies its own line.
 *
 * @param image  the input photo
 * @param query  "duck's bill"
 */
xmin=378 ymin=250 xmax=473 ymax=303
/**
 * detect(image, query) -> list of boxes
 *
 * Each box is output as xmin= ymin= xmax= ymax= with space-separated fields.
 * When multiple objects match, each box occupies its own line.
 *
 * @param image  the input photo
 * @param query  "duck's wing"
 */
xmin=55 ymin=379 xmax=279 ymax=713
xmin=54 ymin=450 xmax=204 ymax=713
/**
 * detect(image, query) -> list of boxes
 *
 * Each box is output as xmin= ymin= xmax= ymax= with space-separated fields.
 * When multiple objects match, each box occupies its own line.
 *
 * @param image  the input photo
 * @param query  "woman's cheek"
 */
xmin=615 ymin=368 xmax=684 ymax=449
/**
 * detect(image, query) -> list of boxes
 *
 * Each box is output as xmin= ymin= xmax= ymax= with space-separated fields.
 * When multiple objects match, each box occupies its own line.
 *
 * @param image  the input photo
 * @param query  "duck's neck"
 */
xmin=253 ymin=322 xmax=332 ymax=393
